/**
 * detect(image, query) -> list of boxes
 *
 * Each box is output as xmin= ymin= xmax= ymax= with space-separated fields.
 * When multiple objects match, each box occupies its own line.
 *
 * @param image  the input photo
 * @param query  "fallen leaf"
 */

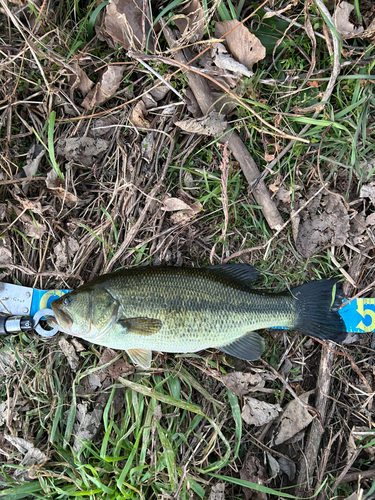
xmin=333 ymin=1 xmax=364 ymax=38
xmin=212 ymin=43 xmax=253 ymax=78
xmin=241 ymin=397 xmax=282 ymax=426
xmin=366 ymin=213 xmax=375 ymax=226
xmin=273 ymin=390 xmax=314 ymax=446
xmin=221 ymin=371 xmax=274 ymax=398
xmin=22 ymin=145 xmax=45 ymax=194
xmin=58 ymin=338 xmax=80 ymax=371
xmin=296 ymin=189 xmax=350 ymax=258
xmin=162 ymin=196 xmax=191 ymax=212
xmin=103 ymin=0 xmax=154 ymax=51
xmin=130 ymin=100 xmax=150 ymax=128
xmin=266 ymin=452 xmax=279 ymax=482
xmin=141 ymin=132 xmax=155 ymax=163
xmin=176 ymin=111 xmax=227 ymax=136
xmin=56 ymin=136 xmax=110 ymax=167
xmin=170 ymin=201 xmax=201 ymax=224
xmin=46 ymin=170 xmax=78 ymax=207
xmin=215 ymin=20 xmax=266 ymax=69
xmin=0 ymin=237 xmax=14 ymax=278
xmin=150 ymin=85 xmax=169 ymax=102
xmin=360 ymin=183 xmax=375 ymax=205
xmin=240 ymin=453 xmax=267 ymax=500
xmin=73 ymin=402 xmax=104 ymax=453
xmin=174 ymin=0 xmax=205 ymax=42
xmin=54 ymin=237 xmax=80 ymax=270
xmin=82 ymin=65 xmax=126 ymax=110
xmin=0 ymin=348 xmax=16 ymax=376
xmin=71 ymin=61 xmax=94 ymax=96
xmin=208 ymin=482 xmax=225 ymax=500
xmin=278 ymin=456 xmax=296 ymax=481
xmin=4 ymin=435 xmax=46 ymax=480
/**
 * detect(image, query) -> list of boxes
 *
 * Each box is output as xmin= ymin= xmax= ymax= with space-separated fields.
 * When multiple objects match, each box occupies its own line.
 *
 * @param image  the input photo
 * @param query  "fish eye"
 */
xmin=63 ymin=295 xmax=73 ymax=306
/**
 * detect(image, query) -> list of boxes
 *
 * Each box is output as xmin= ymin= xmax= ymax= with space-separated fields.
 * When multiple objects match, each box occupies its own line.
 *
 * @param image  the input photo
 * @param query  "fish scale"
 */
xmin=49 ymin=265 xmax=347 ymax=368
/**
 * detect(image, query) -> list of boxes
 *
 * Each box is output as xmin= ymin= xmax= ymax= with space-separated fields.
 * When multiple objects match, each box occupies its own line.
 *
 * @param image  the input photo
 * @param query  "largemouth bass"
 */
xmin=48 ymin=264 xmax=346 ymax=368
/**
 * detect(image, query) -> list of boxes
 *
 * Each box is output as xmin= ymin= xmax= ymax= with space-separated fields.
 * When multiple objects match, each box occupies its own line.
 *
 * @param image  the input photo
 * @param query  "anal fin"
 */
xmin=127 ymin=348 xmax=152 ymax=369
xmin=218 ymin=332 xmax=265 ymax=362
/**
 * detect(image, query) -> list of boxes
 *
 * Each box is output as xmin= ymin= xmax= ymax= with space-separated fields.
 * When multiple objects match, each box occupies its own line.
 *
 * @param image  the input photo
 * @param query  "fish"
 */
xmin=48 ymin=264 xmax=347 ymax=369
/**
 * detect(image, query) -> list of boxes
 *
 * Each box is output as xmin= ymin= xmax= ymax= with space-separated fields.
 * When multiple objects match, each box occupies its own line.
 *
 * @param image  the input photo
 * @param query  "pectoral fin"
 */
xmin=118 ymin=317 xmax=162 ymax=335
xmin=126 ymin=348 xmax=152 ymax=368
xmin=218 ymin=332 xmax=265 ymax=361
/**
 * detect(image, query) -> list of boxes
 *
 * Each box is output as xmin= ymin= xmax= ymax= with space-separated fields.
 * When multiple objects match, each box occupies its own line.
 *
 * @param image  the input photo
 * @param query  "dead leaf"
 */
xmin=103 ymin=0 xmax=154 ymax=51
xmin=360 ymin=183 xmax=375 ymax=205
xmin=333 ymin=1 xmax=364 ymax=38
xmin=212 ymin=43 xmax=253 ymax=78
xmin=296 ymin=189 xmax=350 ymax=258
xmin=241 ymin=397 xmax=282 ymax=426
xmin=266 ymin=452 xmax=280 ymax=482
xmin=21 ymin=213 xmax=46 ymax=240
xmin=73 ymin=402 xmax=104 ymax=453
xmin=130 ymin=100 xmax=150 ymax=128
xmin=22 ymin=145 xmax=45 ymax=194
xmin=56 ymin=136 xmax=110 ymax=167
xmin=221 ymin=371 xmax=274 ymax=398
xmin=4 ymin=435 xmax=46 ymax=479
xmin=58 ymin=338 xmax=80 ymax=371
xmin=215 ymin=20 xmax=266 ymax=69
xmin=273 ymin=390 xmax=314 ymax=446
xmin=0 ymin=236 xmax=14 ymax=278
xmin=71 ymin=62 xmax=94 ymax=96
xmin=82 ymin=65 xmax=126 ymax=109
xmin=170 ymin=201 xmax=202 ymax=224
xmin=176 ymin=111 xmax=227 ymax=136
xmin=174 ymin=0 xmax=205 ymax=42
xmin=366 ymin=213 xmax=375 ymax=226
xmin=208 ymin=482 xmax=225 ymax=500
xmin=162 ymin=196 xmax=191 ymax=212
xmin=0 ymin=348 xmax=16 ymax=376
xmin=141 ymin=132 xmax=155 ymax=163
xmin=46 ymin=170 xmax=79 ymax=207
xmin=240 ymin=453 xmax=267 ymax=500
xmin=54 ymin=237 xmax=79 ymax=270
xmin=278 ymin=456 xmax=296 ymax=481
xmin=150 ymin=85 xmax=169 ymax=102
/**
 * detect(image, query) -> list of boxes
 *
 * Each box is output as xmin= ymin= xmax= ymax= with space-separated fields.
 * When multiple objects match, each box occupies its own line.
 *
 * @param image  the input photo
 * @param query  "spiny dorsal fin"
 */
xmin=206 ymin=264 xmax=259 ymax=286
xmin=218 ymin=332 xmax=265 ymax=361
xmin=126 ymin=348 xmax=152 ymax=368
xmin=118 ymin=317 xmax=162 ymax=335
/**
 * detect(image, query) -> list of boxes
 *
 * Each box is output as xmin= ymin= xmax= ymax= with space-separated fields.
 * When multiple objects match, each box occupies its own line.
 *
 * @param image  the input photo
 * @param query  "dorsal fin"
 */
xmin=206 ymin=264 xmax=259 ymax=286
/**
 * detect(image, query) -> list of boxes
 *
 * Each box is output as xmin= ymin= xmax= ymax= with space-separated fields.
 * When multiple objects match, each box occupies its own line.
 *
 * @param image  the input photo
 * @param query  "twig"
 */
xmin=161 ymin=22 xmax=284 ymax=231
xmin=295 ymin=343 xmax=336 ymax=497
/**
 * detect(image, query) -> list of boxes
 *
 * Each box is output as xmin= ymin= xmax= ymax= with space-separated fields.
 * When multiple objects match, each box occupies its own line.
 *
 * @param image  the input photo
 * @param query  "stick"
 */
xmin=295 ymin=343 xmax=336 ymax=497
xmin=161 ymin=22 xmax=284 ymax=231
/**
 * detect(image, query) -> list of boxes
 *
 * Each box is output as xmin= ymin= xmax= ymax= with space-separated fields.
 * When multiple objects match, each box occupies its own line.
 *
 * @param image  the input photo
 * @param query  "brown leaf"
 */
xmin=360 ymin=183 xmax=375 ymax=205
xmin=273 ymin=390 xmax=314 ymax=446
xmin=215 ymin=20 xmax=265 ymax=70
xmin=174 ymin=0 xmax=205 ymax=42
xmin=130 ymin=100 xmax=150 ymax=128
xmin=104 ymin=0 xmax=154 ymax=51
xmin=212 ymin=43 xmax=253 ymax=77
xmin=54 ymin=237 xmax=80 ymax=270
xmin=72 ymin=62 xmax=94 ymax=96
xmin=45 ymin=170 xmax=79 ymax=207
xmin=208 ymin=482 xmax=225 ymax=500
xmin=221 ymin=371 xmax=274 ymax=398
xmin=176 ymin=111 xmax=227 ymax=136
xmin=56 ymin=136 xmax=110 ymax=167
xmin=170 ymin=201 xmax=201 ymax=224
xmin=82 ymin=65 xmax=126 ymax=109
xmin=240 ymin=454 xmax=267 ymax=500
xmin=241 ymin=397 xmax=282 ymax=426
xmin=296 ymin=189 xmax=350 ymax=258
xmin=59 ymin=338 xmax=80 ymax=371
xmin=162 ymin=196 xmax=191 ymax=212
xmin=22 ymin=145 xmax=45 ymax=194
xmin=333 ymin=1 xmax=364 ymax=38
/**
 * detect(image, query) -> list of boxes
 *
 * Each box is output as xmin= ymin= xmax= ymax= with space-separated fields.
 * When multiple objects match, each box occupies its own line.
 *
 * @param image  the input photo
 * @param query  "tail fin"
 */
xmin=292 ymin=279 xmax=347 ymax=342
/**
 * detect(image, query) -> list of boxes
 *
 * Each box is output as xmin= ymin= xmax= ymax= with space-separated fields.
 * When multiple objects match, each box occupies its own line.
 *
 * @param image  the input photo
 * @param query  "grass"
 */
xmin=1 ymin=0 xmax=375 ymax=498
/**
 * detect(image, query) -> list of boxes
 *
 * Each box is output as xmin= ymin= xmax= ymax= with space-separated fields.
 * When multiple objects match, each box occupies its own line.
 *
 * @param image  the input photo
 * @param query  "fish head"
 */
xmin=49 ymin=287 xmax=119 ymax=339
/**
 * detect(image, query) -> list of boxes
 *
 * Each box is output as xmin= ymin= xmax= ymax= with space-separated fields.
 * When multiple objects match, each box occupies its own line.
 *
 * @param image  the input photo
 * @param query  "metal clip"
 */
xmin=33 ymin=309 xmax=58 ymax=337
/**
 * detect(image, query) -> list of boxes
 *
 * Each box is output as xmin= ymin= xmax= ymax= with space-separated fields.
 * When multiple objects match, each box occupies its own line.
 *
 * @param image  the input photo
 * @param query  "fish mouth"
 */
xmin=49 ymin=302 xmax=73 ymax=331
